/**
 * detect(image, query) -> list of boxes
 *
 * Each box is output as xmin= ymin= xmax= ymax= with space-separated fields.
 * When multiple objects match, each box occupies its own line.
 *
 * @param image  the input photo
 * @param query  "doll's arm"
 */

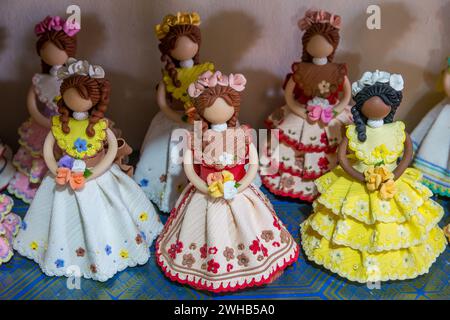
xmin=333 ymin=76 xmax=352 ymax=114
xmin=27 ymin=85 xmax=51 ymax=128
xmin=337 ymin=136 xmax=365 ymax=183
xmin=237 ymin=143 xmax=259 ymax=192
xmin=43 ymin=132 xmax=58 ymax=175
xmin=157 ymin=81 xmax=185 ymax=125
xmin=284 ymin=77 xmax=307 ymax=118
xmin=444 ymin=71 xmax=450 ymax=98
xmin=393 ymin=132 xmax=413 ymax=180
xmin=183 ymin=148 xmax=209 ymax=194
xmin=87 ymin=128 xmax=118 ymax=181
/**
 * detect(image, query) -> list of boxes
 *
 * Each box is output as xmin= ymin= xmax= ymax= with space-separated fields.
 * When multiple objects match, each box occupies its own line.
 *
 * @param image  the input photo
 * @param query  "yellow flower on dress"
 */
xmin=371 ymin=144 xmax=395 ymax=163
xmin=374 ymin=165 xmax=394 ymax=182
xmin=444 ymin=224 xmax=450 ymax=242
xmin=30 ymin=241 xmax=38 ymax=250
xmin=139 ymin=212 xmax=148 ymax=222
xmin=207 ymin=170 xmax=236 ymax=198
xmin=364 ymin=167 xmax=382 ymax=192
xmin=119 ymin=249 xmax=129 ymax=259
xmin=380 ymin=179 xmax=397 ymax=200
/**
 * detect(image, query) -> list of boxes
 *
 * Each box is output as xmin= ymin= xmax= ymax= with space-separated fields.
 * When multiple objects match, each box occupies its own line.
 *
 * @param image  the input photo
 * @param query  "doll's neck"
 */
xmin=180 ymin=59 xmax=194 ymax=68
xmin=367 ymin=119 xmax=384 ymax=128
xmin=312 ymin=57 xmax=328 ymax=66
xmin=211 ymin=122 xmax=227 ymax=132
xmin=73 ymin=111 xmax=89 ymax=121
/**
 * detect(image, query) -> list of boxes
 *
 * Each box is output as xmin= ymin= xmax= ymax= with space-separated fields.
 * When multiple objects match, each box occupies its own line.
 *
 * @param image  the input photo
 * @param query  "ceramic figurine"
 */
xmin=156 ymin=71 xmax=298 ymax=292
xmin=13 ymin=59 xmax=163 ymax=282
xmin=261 ymin=9 xmax=352 ymax=202
xmin=8 ymin=16 xmax=79 ymax=203
xmin=411 ymin=57 xmax=450 ymax=197
xmin=301 ymin=70 xmax=447 ymax=283
xmin=0 ymin=194 xmax=21 ymax=266
xmin=0 ymin=140 xmax=16 ymax=190
xmin=134 ymin=12 xmax=215 ymax=213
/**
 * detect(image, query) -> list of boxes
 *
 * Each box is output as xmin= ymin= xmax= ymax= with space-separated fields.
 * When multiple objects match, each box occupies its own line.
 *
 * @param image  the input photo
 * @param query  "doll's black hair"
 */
xmin=351 ymin=82 xmax=403 ymax=142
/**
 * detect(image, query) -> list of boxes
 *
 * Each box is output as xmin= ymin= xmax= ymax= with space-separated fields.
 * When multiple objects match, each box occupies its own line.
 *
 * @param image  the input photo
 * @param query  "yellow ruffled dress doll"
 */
xmin=134 ymin=12 xmax=215 ymax=213
xmin=301 ymin=70 xmax=447 ymax=283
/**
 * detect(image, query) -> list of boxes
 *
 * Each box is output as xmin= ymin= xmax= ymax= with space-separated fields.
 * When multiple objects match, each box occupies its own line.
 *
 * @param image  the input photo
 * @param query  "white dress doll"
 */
xmin=134 ymin=12 xmax=215 ymax=213
xmin=156 ymin=71 xmax=299 ymax=292
xmin=411 ymin=58 xmax=450 ymax=197
xmin=14 ymin=59 xmax=163 ymax=282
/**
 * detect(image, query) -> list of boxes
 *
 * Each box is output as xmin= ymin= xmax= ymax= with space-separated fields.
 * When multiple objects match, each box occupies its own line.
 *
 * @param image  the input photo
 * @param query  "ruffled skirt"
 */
xmin=156 ymin=184 xmax=299 ymax=292
xmin=0 ymin=195 xmax=21 ymax=265
xmin=261 ymin=105 xmax=351 ymax=201
xmin=134 ymin=111 xmax=190 ymax=213
xmin=14 ymin=165 xmax=163 ymax=282
xmin=8 ymin=118 xmax=49 ymax=203
xmin=300 ymin=166 xmax=447 ymax=283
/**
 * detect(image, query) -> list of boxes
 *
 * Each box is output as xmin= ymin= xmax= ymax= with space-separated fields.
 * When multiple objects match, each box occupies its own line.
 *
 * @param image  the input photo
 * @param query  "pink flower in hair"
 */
xmin=63 ymin=20 xmax=81 ymax=37
xmin=298 ymin=9 xmax=341 ymax=31
xmin=197 ymin=70 xmax=214 ymax=86
xmin=188 ymin=82 xmax=205 ymax=98
xmin=229 ymin=74 xmax=247 ymax=92
xmin=34 ymin=15 xmax=79 ymax=37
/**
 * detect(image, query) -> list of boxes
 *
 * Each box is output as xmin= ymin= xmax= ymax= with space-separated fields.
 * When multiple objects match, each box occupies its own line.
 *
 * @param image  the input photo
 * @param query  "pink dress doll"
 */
xmin=0 ymin=140 xmax=15 ymax=190
xmin=8 ymin=16 xmax=80 ymax=203
xmin=156 ymin=71 xmax=298 ymax=292
xmin=261 ymin=10 xmax=352 ymax=202
xmin=0 ymin=194 xmax=21 ymax=266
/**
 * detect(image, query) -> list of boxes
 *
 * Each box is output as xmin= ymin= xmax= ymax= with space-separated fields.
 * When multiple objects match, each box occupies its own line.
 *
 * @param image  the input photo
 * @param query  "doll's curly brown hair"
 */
xmin=301 ymin=23 xmax=340 ymax=63
xmin=36 ymin=30 xmax=77 ymax=74
xmin=192 ymin=85 xmax=241 ymax=132
xmin=158 ymin=24 xmax=201 ymax=88
xmin=57 ymin=75 xmax=111 ymax=137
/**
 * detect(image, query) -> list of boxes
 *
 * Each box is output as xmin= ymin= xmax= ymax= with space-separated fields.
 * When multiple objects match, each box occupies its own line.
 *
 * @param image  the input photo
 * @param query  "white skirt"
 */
xmin=14 ymin=164 xmax=163 ymax=282
xmin=411 ymin=99 xmax=450 ymax=196
xmin=134 ymin=111 xmax=190 ymax=213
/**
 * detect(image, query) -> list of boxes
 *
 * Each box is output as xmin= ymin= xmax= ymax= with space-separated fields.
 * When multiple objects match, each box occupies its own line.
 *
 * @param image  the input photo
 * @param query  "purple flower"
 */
xmin=58 ymin=155 xmax=75 ymax=169
xmin=105 ymin=245 xmax=112 ymax=255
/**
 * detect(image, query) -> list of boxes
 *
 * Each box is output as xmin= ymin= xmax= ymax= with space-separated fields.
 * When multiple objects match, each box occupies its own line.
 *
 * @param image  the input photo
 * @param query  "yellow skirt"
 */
xmin=300 ymin=167 xmax=447 ymax=283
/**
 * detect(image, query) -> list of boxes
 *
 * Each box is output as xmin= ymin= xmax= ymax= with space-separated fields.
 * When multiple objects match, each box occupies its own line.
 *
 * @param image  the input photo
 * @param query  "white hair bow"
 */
xmin=351 ymin=70 xmax=404 ymax=96
xmin=57 ymin=58 xmax=105 ymax=80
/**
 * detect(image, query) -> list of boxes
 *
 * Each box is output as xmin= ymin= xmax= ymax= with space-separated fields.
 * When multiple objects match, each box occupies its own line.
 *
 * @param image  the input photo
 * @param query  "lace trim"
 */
xmin=261 ymin=175 xmax=317 ymax=202
xmin=300 ymin=221 xmax=447 ymax=283
xmin=308 ymin=205 xmax=444 ymax=253
xmin=51 ymin=117 xmax=107 ymax=158
xmin=346 ymin=122 xmax=406 ymax=165
xmin=13 ymin=220 xmax=163 ymax=282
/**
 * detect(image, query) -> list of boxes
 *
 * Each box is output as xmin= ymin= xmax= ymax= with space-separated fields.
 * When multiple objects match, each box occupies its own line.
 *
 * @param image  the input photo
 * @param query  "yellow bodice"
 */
xmin=163 ymin=62 xmax=214 ymax=108
xmin=346 ymin=121 xmax=406 ymax=172
xmin=51 ymin=116 xmax=108 ymax=159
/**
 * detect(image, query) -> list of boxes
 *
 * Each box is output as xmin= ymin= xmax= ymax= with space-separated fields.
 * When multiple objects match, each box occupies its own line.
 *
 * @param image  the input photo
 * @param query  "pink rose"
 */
xmin=187 ymin=82 xmax=205 ymax=98
xmin=228 ymin=73 xmax=246 ymax=92
xmin=197 ymin=70 xmax=214 ymax=86
xmin=63 ymin=20 xmax=81 ymax=37
xmin=214 ymin=71 xmax=229 ymax=86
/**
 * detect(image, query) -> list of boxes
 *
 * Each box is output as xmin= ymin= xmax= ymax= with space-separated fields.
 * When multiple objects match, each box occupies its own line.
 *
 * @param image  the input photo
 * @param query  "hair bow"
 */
xmin=298 ymin=9 xmax=341 ymax=31
xmin=188 ymin=71 xmax=247 ymax=98
xmin=57 ymin=58 xmax=105 ymax=80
